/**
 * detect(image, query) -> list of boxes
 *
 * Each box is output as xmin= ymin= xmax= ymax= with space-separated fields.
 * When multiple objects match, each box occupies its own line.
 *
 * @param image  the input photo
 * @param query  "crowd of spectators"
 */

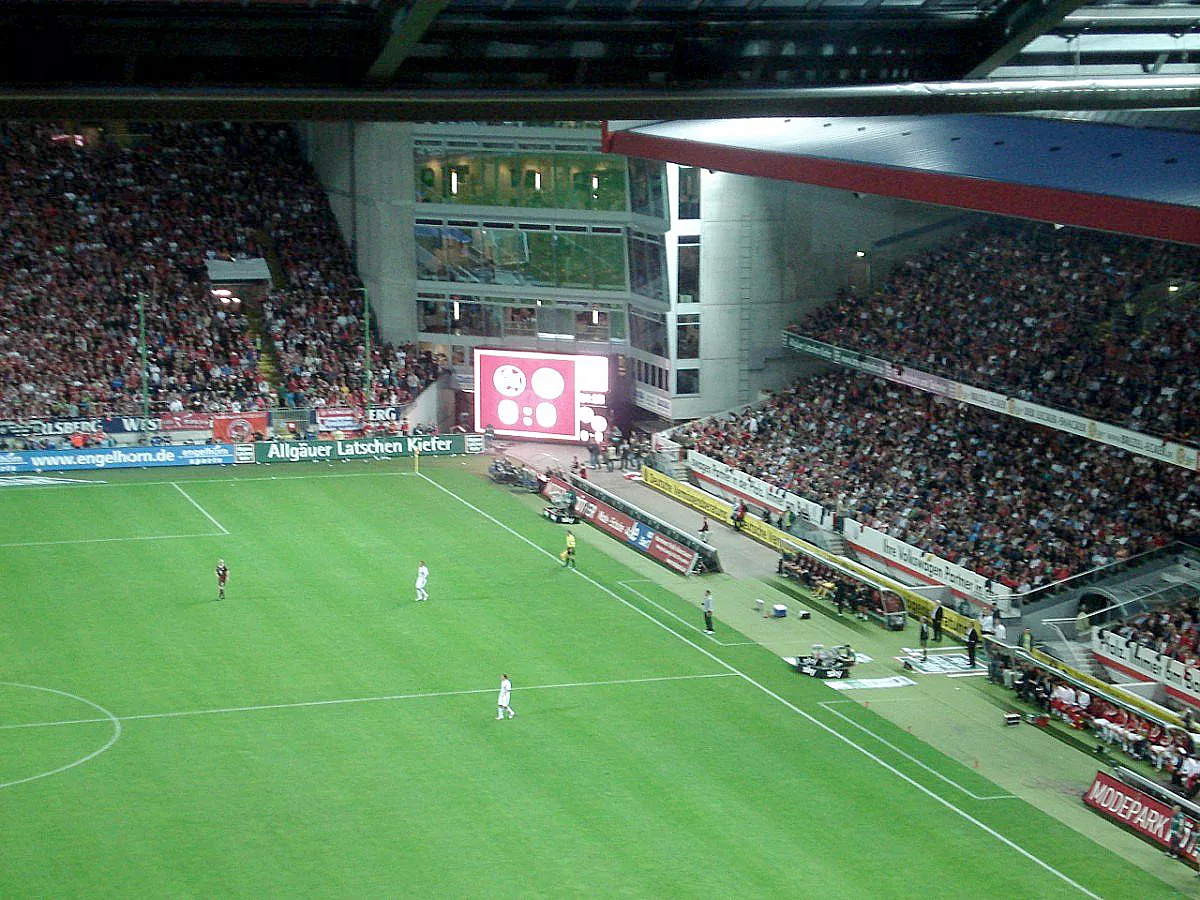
xmin=791 ymin=221 xmax=1200 ymax=445
xmin=0 ymin=123 xmax=438 ymax=421
xmin=675 ymin=370 xmax=1200 ymax=589
xmin=1101 ymin=597 xmax=1200 ymax=669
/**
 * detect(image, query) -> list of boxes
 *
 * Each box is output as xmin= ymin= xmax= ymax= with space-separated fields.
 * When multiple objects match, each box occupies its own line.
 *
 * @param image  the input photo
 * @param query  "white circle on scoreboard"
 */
xmin=530 ymin=367 xmax=565 ymax=400
xmin=492 ymin=364 xmax=527 ymax=397
xmin=578 ymin=406 xmax=595 ymax=424
xmin=592 ymin=415 xmax=608 ymax=434
xmin=535 ymin=402 xmax=558 ymax=428
xmin=496 ymin=398 xmax=520 ymax=425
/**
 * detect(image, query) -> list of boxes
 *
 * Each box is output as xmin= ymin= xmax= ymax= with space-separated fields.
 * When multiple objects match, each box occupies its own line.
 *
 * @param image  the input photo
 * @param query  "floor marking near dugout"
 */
xmin=171 ymin=482 xmax=230 ymax=534
xmin=416 ymin=472 xmax=1101 ymax=900
xmin=0 ymin=673 xmax=737 ymax=732
xmin=617 ymin=580 xmax=757 ymax=647
xmin=818 ymin=701 xmax=1016 ymax=801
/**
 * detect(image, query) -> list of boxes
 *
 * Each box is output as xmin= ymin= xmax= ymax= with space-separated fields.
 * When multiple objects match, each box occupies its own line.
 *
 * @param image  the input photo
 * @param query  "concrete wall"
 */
xmin=300 ymin=122 xmax=418 ymax=342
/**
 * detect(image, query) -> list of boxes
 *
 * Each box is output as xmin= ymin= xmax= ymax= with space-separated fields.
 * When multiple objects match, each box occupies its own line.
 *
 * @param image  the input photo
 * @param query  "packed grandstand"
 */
xmin=0 ymin=123 xmax=437 ymax=425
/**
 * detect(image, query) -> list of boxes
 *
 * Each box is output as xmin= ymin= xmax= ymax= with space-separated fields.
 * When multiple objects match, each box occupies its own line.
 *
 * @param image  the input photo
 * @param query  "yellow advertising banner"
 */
xmin=641 ymin=464 xmax=978 ymax=638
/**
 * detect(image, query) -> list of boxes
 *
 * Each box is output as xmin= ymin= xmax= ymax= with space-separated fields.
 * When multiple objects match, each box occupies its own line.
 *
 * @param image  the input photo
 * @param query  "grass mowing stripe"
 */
xmin=819 ymin=701 xmax=1017 ymax=801
xmin=0 ymin=673 xmax=737 ymax=731
xmin=418 ymin=470 xmax=1104 ymax=900
xmin=170 ymin=482 xmax=229 ymax=534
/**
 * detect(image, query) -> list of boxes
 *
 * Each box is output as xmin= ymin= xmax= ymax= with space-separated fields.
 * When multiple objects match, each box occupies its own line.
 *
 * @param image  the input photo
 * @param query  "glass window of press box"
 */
xmin=677 ymin=235 xmax=699 ymax=304
xmin=676 ymin=314 xmax=700 ymax=359
xmin=415 ymin=222 xmax=626 ymax=292
xmin=628 ymin=158 xmax=668 ymax=220
xmin=415 ymin=151 xmax=628 ymax=212
xmin=628 ymin=231 xmax=668 ymax=303
xmin=676 ymin=369 xmax=700 ymax=395
xmin=630 ymin=311 xmax=668 ymax=358
xmin=677 ymin=167 xmax=700 ymax=220
xmin=634 ymin=358 xmax=670 ymax=391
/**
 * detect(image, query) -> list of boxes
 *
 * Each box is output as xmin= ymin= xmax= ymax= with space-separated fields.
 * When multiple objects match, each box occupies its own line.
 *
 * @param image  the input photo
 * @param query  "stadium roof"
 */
xmin=0 ymin=0 xmax=1197 ymax=120
xmin=603 ymin=115 xmax=1200 ymax=244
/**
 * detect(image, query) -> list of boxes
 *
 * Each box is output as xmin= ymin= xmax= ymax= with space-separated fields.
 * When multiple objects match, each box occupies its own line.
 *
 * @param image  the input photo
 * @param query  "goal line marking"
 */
xmin=818 ymin=701 xmax=1016 ymax=801
xmin=416 ymin=471 xmax=1100 ymax=900
xmin=171 ymin=482 xmax=230 ymax=534
xmin=0 ymin=673 xmax=736 ymax=732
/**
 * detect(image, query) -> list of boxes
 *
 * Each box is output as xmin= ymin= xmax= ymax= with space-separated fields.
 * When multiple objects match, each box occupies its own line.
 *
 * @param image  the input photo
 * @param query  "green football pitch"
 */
xmin=0 ymin=459 xmax=1180 ymax=898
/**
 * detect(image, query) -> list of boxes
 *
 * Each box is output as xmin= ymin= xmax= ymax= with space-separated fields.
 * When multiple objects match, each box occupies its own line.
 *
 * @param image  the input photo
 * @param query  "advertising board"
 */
xmin=474 ymin=349 xmax=611 ymax=444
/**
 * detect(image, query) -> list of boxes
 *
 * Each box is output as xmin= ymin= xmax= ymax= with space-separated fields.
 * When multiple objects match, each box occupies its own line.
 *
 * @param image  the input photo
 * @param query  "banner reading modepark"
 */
xmin=640 ymin=466 xmax=981 ymax=639
xmin=782 ymin=332 xmax=1199 ymax=471
xmin=253 ymin=433 xmax=485 ymax=463
xmin=1083 ymin=770 xmax=1199 ymax=864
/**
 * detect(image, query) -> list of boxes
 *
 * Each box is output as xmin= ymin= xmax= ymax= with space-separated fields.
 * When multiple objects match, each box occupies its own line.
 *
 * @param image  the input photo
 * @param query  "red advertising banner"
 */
xmin=647 ymin=532 xmax=699 ymax=576
xmin=158 ymin=412 xmax=215 ymax=432
xmin=212 ymin=412 xmax=269 ymax=443
xmin=1083 ymin=770 xmax=1198 ymax=863
xmin=545 ymin=476 xmax=698 ymax=575
xmin=315 ymin=406 xmax=363 ymax=432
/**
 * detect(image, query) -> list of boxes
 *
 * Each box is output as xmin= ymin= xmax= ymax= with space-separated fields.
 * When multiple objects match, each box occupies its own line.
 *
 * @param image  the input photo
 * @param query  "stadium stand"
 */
xmin=0 ymin=123 xmax=436 ymax=420
xmin=675 ymin=370 xmax=1200 ymax=589
xmin=789 ymin=221 xmax=1200 ymax=445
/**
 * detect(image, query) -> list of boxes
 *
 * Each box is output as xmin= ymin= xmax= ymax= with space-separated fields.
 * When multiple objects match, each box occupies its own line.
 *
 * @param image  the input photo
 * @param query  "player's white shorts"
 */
xmin=498 ymin=692 xmax=511 ymax=707
xmin=416 ymin=577 xmax=428 ymax=590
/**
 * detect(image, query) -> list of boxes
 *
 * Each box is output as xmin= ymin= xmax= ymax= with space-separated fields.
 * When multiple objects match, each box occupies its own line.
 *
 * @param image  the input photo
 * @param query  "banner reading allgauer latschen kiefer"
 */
xmin=253 ymin=434 xmax=485 ymax=463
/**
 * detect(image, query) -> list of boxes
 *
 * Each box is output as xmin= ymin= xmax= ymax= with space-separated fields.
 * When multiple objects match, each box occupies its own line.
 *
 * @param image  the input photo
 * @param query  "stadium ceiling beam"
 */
xmin=2 ymin=76 xmax=1200 ymax=121
xmin=365 ymin=0 xmax=455 ymax=84
xmin=967 ymin=0 xmax=1092 ymax=78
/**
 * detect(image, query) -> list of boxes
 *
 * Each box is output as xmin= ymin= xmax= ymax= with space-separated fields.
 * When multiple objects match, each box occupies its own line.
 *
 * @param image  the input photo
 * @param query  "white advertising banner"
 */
xmin=686 ymin=450 xmax=828 ymax=524
xmin=1093 ymin=629 xmax=1200 ymax=707
xmin=782 ymin=332 xmax=1198 ymax=471
xmin=842 ymin=519 xmax=1014 ymax=606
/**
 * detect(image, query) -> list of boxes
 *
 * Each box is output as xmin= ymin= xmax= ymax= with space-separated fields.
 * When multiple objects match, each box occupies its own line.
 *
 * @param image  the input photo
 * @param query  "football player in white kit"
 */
xmin=497 ymin=673 xmax=515 ymax=720
xmin=415 ymin=560 xmax=429 ymax=602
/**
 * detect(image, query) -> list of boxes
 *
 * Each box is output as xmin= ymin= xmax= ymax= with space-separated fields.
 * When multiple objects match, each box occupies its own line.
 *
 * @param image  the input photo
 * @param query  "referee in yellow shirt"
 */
xmin=562 ymin=530 xmax=577 ymax=568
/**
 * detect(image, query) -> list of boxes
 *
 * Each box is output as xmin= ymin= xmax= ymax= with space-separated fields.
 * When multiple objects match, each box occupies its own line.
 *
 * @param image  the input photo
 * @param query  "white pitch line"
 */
xmin=0 ymin=682 xmax=121 ymax=790
xmin=818 ymin=701 xmax=1016 ymax=802
xmin=171 ymin=482 xmax=229 ymax=534
xmin=1 ymin=470 xmax=417 ymax=491
xmin=617 ymin=580 xmax=749 ymax=648
xmin=0 ymin=673 xmax=736 ymax=731
xmin=417 ymin=472 xmax=1101 ymax=900
xmin=0 ymin=532 xmax=224 ymax=549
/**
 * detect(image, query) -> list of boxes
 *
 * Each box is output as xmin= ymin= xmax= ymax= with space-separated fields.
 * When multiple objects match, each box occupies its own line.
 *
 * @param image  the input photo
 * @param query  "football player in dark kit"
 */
xmin=215 ymin=558 xmax=229 ymax=601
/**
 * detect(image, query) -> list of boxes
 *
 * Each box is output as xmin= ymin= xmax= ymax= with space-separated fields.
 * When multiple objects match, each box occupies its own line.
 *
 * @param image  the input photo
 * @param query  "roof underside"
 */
xmin=0 ymin=0 xmax=1195 ymax=119
xmin=604 ymin=116 xmax=1200 ymax=244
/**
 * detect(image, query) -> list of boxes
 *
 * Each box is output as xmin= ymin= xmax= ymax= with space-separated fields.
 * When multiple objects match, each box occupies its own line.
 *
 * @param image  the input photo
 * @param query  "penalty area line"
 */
xmin=171 ymin=482 xmax=229 ymax=534
xmin=0 ymin=673 xmax=736 ymax=731
xmin=415 ymin=471 xmax=1101 ymax=900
